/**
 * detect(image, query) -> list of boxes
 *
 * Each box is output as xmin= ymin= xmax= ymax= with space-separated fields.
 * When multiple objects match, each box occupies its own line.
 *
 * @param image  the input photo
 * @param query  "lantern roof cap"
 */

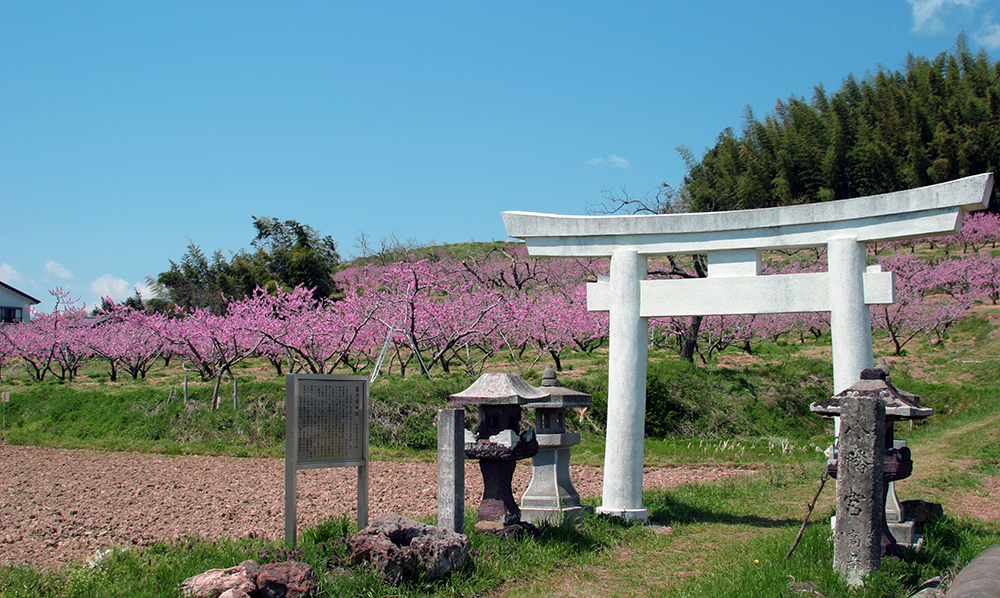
xmin=450 ymin=373 xmax=549 ymax=406
xmin=810 ymin=366 xmax=933 ymax=420
xmin=530 ymin=365 xmax=593 ymax=409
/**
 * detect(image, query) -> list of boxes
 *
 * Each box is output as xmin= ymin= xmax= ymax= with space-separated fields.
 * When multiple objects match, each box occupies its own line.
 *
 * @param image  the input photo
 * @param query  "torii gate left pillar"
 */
xmin=503 ymin=174 xmax=993 ymax=521
xmin=603 ymin=248 xmax=649 ymax=519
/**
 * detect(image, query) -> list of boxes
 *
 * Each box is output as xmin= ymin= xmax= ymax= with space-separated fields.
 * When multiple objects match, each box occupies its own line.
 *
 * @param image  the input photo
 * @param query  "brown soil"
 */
xmin=947 ymin=475 xmax=1000 ymax=523
xmin=0 ymin=445 xmax=748 ymax=571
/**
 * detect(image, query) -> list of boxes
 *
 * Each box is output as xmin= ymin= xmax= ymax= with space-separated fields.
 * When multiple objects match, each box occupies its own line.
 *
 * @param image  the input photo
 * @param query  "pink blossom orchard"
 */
xmin=1 ymin=220 xmax=999 ymax=386
xmin=85 ymin=303 xmax=166 ymax=382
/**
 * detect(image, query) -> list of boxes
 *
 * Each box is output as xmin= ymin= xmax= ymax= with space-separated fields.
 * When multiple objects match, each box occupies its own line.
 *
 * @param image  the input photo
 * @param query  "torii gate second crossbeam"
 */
xmin=503 ymin=173 xmax=993 ymax=522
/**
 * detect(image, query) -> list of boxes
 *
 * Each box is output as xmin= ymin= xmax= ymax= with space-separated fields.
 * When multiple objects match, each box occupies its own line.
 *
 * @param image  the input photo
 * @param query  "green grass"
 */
xmin=669 ymin=514 xmax=1000 ymax=598
xmin=0 ymin=510 xmax=651 ymax=598
xmin=2 ymin=451 xmax=998 ymax=597
xmin=573 ymin=434 xmax=827 ymax=468
xmin=0 ymin=347 xmax=839 ymax=460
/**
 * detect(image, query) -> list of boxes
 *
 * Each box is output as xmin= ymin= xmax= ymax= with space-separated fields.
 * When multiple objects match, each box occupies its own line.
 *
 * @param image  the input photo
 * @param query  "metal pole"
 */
xmin=1 ymin=391 xmax=8 ymax=445
xmin=357 ymin=465 xmax=369 ymax=530
xmin=284 ymin=375 xmax=297 ymax=546
xmin=371 ymin=320 xmax=398 ymax=383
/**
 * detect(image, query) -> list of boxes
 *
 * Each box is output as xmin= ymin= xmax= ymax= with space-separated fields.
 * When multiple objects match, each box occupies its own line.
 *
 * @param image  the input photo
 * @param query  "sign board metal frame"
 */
xmin=284 ymin=374 xmax=369 ymax=546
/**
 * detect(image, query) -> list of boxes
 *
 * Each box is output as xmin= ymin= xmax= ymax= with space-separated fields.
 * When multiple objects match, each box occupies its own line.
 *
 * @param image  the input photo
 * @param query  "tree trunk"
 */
xmin=680 ymin=315 xmax=703 ymax=362
xmin=548 ymin=350 xmax=563 ymax=371
xmin=212 ymin=375 xmax=222 ymax=410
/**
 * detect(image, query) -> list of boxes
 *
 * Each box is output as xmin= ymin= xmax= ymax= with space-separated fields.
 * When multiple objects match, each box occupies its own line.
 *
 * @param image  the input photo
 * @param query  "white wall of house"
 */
xmin=0 ymin=283 xmax=39 ymax=323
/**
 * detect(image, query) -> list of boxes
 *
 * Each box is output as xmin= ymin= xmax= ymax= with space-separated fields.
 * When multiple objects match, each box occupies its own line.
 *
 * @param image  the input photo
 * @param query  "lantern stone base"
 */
xmin=888 ymin=521 xmax=920 ymax=547
xmin=520 ymin=443 xmax=593 ymax=525
xmin=521 ymin=504 xmax=593 ymax=525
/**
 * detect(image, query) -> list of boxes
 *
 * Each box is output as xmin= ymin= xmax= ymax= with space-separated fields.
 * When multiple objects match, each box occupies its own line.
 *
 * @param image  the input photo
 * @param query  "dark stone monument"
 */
xmin=450 ymin=373 xmax=542 ymax=534
xmin=812 ymin=365 xmax=934 ymax=554
xmin=831 ymin=393 xmax=885 ymax=585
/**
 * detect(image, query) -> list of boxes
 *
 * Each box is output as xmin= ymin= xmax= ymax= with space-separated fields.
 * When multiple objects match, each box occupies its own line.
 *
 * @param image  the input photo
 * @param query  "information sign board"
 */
xmin=284 ymin=374 xmax=369 ymax=546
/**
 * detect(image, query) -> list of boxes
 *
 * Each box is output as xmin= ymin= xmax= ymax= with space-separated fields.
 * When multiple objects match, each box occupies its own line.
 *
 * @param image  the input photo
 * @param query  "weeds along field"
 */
xmin=1 ymin=305 xmax=999 ymax=597
xmin=0 ymin=337 xmax=842 ymax=461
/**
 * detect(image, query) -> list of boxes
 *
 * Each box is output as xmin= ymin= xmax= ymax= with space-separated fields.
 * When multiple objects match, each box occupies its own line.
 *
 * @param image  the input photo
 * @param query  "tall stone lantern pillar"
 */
xmin=520 ymin=365 xmax=595 ymax=524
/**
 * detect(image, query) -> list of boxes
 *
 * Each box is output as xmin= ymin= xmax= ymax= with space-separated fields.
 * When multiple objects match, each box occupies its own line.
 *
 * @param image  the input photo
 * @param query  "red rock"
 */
xmin=256 ymin=561 xmax=318 ymax=598
xmin=348 ymin=514 xmax=469 ymax=582
xmin=179 ymin=562 xmax=258 ymax=598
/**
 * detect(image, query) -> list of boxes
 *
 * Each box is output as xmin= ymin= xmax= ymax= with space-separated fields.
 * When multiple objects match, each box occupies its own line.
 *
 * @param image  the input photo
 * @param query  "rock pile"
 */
xmin=347 ymin=514 xmax=470 ymax=582
xmin=180 ymin=560 xmax=318 ymax=598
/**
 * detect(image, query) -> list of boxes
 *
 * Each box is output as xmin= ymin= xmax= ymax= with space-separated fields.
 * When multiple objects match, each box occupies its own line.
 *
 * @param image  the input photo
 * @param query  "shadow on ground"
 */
xmin=645 ymin=491 xmax=799 ymax=528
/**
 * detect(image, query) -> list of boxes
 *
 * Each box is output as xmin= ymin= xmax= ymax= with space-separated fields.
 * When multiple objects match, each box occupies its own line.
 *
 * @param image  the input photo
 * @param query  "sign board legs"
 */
xmin=357 ymin=465 xmax=369 ymax=529
xmin=284 ymin=457 xmax=297 ymax=546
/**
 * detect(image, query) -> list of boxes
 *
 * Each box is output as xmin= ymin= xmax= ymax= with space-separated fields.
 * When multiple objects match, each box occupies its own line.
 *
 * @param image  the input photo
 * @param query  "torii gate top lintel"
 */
xmin=503 ymin=173 xmax=993 ymax=257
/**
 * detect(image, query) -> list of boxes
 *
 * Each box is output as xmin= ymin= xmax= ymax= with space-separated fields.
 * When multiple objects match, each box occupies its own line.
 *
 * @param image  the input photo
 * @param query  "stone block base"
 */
xmin=888 ymin=520 xmax=920 ymax=547
xmin=596 ymin=506 xmax=648 ymax=523
xmin=520 ymin=505 xmax=594 ymax=525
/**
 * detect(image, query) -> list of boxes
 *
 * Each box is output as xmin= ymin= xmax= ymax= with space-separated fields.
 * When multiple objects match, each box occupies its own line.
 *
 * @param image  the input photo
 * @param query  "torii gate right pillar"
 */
xmin=828 ymin=237 xmax=874 ymax=395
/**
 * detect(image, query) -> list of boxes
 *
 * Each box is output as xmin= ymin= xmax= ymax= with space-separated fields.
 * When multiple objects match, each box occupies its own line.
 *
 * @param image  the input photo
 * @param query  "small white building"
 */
xmin=0 ymin=280 xmax=40 ymax=323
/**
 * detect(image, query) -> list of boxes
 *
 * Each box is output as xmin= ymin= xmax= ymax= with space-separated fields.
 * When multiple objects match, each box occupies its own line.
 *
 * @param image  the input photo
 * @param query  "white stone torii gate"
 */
xmin=503 ymin=173 xmax=994 ymax=522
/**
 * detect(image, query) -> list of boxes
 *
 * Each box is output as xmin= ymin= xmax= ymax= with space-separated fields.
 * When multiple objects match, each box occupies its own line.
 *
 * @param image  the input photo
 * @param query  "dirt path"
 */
xmin=903 ymin=409 xmax=1000 ymax=523
xmin=0 ymin=445 xmax=749 ymax=570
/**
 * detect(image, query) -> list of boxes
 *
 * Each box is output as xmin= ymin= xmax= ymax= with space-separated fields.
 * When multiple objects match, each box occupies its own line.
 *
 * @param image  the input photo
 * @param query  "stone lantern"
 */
xmin=810 ymin=363 xmax=933 ymax=552
xmin=449 ymin=373 xmax=542 ymax=533
xmin=520 ymin=365 xmax=595 ymax=524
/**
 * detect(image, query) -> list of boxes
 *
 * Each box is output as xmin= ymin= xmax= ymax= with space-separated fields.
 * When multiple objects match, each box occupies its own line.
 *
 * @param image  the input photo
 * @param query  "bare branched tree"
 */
xmin=586 ymin=182 xmax=683 ymax=216
xmin=587 ymin=179 xmax=707 ymax=362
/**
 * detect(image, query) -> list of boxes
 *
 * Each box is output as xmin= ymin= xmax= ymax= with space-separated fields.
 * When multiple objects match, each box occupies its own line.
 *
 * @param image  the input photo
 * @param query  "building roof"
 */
xmin=0 ymin=280 xmax=41 ymax=305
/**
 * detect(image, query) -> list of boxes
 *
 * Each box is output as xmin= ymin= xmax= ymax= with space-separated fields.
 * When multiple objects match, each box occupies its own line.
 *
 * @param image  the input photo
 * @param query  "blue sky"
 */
xmin=3 ymin=1 xmax=999 ymax=312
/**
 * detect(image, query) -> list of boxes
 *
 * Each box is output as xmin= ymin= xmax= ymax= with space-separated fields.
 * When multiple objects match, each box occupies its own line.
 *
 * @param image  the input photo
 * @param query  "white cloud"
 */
xmin=608 ymin=154 xmax=631 ymax=169
xmin=0 ymin=263 xmax=21 ymax=283
xmin=45 ymin=260 xmax=74 ymax=279
xmin=585 ymin=155 xmax=630 ymax=170
xmin=908 ymin=0 xmax=981 ymax=33
xmin=975 ymin=15 xmax=1000 ymax=48
xmin=89 ymin=276 xmax=154 ymax=304
xmin=89 ymin=275 xmax=131 ymax=301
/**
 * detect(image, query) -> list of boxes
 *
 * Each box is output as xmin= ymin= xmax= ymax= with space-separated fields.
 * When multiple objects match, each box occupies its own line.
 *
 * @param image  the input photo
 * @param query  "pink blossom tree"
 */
xmin=872 ymin=253 xmax=976 ymax=354
xmin=86 ymin=302 xmax=166 ymax=381
xmin=153 ymin=303 xmax=264 ymax=409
